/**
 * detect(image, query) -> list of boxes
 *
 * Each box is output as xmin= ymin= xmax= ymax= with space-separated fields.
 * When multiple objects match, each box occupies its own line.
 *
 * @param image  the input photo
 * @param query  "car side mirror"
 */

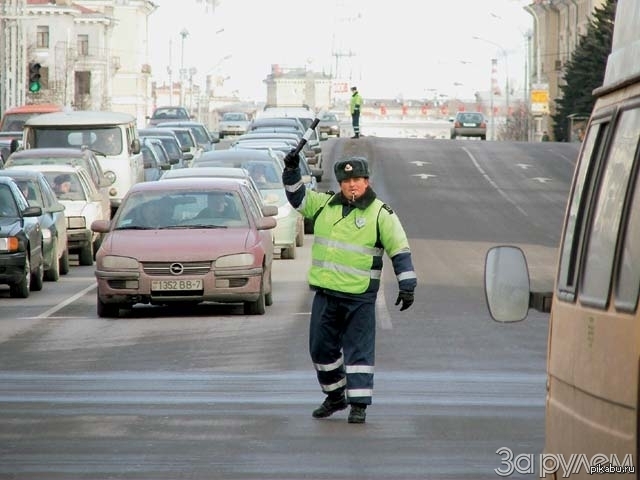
xmin=261 ymin=205 xmax=278 ymax=217
xmin=91 ymin=219 xmax=110 ymax=233
xmin=131 ymin=138 xmax=141 ymax=154
xmin=169 ymin=157 xmax=179 ymax=165
xmin=160 ymin=163 xmax=171 ymax=171
xmin=256 ymin=216 xmax=277 ymax=230
xmin=22 ymin=206 xmax=43 ymax=217
xmin=484 ymin=246 xmax=531 ymax=323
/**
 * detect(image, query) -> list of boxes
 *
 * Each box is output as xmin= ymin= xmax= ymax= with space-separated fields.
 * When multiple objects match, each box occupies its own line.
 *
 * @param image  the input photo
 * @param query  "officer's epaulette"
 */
xmin=381 ymin=203 xmax=394 ymax=214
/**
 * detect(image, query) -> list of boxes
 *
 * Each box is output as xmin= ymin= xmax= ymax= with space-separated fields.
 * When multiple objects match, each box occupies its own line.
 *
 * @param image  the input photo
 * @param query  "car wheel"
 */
xmin=9 ymin=255 xmax=30 ymax=298
xmin=97 ymin=293 xmax=120 ymax=318
xmin=451 ymin=134 xmax=456 ymax=139
xmin=244 ymin=275 xmax=266 ymax=315
xmin=30 ymin=252 xmax=44 ymax=292
xmin=304 ymin=217 xmax=314 ymax=234
xmin=59 ymin=248 xmax=70 ymax=275
xmin=45 ymin=241 xmax=60 ymax=282
xmin=79 ymin=243 xmax=94 ymax=266
xmin=296 ymin=224 xmax=304 ymax=247
xmin=265 ymin=270 xmax=273 ymax=306
xmin=281 ymin=245 xmax=296 ymax=260
xmin=481 ymin=135 xmax=486 ymax=140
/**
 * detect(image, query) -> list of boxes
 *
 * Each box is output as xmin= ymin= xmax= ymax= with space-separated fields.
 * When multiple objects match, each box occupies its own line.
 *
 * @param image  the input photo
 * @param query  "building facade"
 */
xmin=525 ymin=0 xmax=607 ymax=140
xmin=264 ymin=65 xmax=332 ymax=112
xmin=0 ymin=0 xmax=156 ymax=127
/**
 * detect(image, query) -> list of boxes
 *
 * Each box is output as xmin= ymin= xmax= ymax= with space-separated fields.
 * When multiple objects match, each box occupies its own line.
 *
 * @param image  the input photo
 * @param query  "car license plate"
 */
xmin=463 ymin=123 xmax=477 ymax=127
xmin=151 ymin=279 xmax=203 ymax=291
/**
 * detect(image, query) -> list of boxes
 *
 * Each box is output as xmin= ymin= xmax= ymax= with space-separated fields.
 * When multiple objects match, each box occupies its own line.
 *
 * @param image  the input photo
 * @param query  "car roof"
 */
xmin=161 ymin=167 xmax=250 ymax=180
xmin=197 ymin=149 xmax=278 ymax=163
xmin=152 ymin=121 xmax=205 ymax=127
xmin=9 ymin=147 xmax=89 ymax=159
xmin=128 ymin=176 xmax=244 ymax=194
xmin=25 ymin=111 xmax=135 ymax=126
xmin=138 ymin=128 xmax=179 ymax=137
xmin=0 ymin=169 xmax=47 ymax=180
xmin=6 ymin=163 xmax=85 ymax=174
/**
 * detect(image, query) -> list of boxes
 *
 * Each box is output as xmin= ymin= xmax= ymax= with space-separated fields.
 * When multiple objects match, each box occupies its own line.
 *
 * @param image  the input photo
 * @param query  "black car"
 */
xmin=138 ymin=128 xmax=187 ymax=169
xmin=145 ymin=106 xmax=191 ymax=127
xmin=0 ymin=176 xmax=45 ymax=297
xmin=0 ymin=169 xmax=69 ymax=281
xmin=153 ymin=121 xmax=218 ymax=152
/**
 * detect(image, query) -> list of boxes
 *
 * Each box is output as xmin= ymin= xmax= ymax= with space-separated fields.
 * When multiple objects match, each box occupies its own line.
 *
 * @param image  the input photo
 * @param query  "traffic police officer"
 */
xmin=282 ymin=152 xmax=417 ymax=423
xmin=350 ymin=86 xmax=363 ymax=138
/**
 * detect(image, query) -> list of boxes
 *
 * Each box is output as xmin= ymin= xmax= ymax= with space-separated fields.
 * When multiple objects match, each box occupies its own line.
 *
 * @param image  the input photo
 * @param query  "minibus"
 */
xmin=484 ymin=1 xmax=639 ymax=476
xmin=21 ymin=111 xmax=143 ymax=215
xmin=0 ymin=103 xmax=63 ymax=132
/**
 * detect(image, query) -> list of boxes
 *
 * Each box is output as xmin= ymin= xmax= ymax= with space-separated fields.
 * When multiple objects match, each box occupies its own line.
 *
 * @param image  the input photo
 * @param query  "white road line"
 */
xmin=462 ymin=146 xmax=528 ymax=217
xmin=36 ymin=282 xmax=97 ymax=319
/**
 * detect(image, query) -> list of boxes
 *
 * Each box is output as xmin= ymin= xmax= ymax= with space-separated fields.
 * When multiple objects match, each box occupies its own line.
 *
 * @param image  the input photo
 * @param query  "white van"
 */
xmin=485 ymin=0 xmax=639 ymax=474
xmin=22 ymin=111 xmax=143 ymax=215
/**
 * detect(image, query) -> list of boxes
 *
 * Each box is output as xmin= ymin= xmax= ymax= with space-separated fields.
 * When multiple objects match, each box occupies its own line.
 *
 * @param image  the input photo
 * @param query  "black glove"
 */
xmin=395 ymin=290 xmax=414 ymax=311
xmin=284 ymin=149 xmax=300 ymax=169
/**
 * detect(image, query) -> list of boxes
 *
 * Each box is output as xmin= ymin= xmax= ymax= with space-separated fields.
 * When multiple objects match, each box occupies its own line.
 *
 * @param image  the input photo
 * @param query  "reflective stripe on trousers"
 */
xmin=310 ymin=290 xmax=375 ymax=405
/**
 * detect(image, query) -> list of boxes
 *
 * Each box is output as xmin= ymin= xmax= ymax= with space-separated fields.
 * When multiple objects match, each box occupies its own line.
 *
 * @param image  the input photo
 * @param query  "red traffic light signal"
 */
xmin=28 ymin=62 xmax=42 ymax=93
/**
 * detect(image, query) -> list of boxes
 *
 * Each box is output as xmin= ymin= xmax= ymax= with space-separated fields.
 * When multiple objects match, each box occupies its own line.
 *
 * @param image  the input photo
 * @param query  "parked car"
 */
xmin=16 ymin=164 xmax=109 ymax=265
xmin=141 ymin=140 xmax=170 ymax=182
xmin=154 ymin=121 xmax=217 ymax=152
xmin=157 ymin=126 xmax=201 ymax=165
xmin=0 ymin=176 xmax=45 ymax=297
xmin=317 ymin=111 xmax=341 ymax=138
xmin=4 ymin=147 xmax=113 ymax=206
xmin=138 ymin=128 xmax=187 ymax=169
xmin=0 ymin=169 xmax=69 ymax=280
xmin=91 ymin=177 xmax=277 ymax=318
xmin=218 ymin=112 xmax=250 ymax=138
xmin=450 ymin=112 xmax=487 ymax=140
xmin=146 ymin=106 xmax=191 ymax=127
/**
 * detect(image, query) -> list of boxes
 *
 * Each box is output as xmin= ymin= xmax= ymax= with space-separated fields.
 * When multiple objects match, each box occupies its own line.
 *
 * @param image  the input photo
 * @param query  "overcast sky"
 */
xmin=148 ymin=0 xmax=533 ymax=101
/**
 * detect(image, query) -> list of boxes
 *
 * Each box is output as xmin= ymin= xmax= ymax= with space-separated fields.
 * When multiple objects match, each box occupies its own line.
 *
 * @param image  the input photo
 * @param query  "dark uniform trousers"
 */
xmin=351 ymin=111 xmax=361 ymax=136
xmin=310 ymin=290 xmax=376 ymax=405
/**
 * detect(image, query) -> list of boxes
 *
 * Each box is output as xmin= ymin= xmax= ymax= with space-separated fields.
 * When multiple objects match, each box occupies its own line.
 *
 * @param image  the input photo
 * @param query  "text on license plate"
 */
xmin=463 ymin=123 xmax=477 ymax=127
xmin=151 ymin=279 xmax=203 ymax=291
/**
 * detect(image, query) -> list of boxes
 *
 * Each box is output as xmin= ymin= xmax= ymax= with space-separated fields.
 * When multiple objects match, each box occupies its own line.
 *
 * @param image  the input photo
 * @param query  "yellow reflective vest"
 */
xmin=300 ymin=191 xmax=410 ymax=294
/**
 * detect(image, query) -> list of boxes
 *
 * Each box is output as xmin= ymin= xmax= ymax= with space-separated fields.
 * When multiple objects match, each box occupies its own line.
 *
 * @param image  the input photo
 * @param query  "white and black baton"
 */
xmin=290 ymin=118 xmax=320 ymax=157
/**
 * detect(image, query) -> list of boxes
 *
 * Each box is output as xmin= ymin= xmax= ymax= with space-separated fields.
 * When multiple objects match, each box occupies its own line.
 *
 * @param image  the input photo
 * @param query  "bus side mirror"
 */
xmin=131 ymin=138 xmax=141 ymax=154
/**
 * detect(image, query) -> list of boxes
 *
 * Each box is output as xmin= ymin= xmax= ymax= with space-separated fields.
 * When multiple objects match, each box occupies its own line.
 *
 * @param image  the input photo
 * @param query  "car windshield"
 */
xmin=152 ymin=108 xmax=188 ymax=119
xmin=114 ymin=190 xmax=249 ymax=230
xmin=458 ymin=113 xmax=483 ymax=123
xmin=0 ymin=184 xmax=19 ymax=216
xmin=243 ymin=161 xmax=281 ymax=188
xmin=15 ymin=179 xmax=44 ymax=207
xmin=321 ymin=114 xmax=338 ymax=122
xmin=42 ymin=172 xmax=87 ymax=201
xmin=223 ymin=113 xmax=247 ymax=122
xmin=170 ymin=130 xmax=195 ymax=148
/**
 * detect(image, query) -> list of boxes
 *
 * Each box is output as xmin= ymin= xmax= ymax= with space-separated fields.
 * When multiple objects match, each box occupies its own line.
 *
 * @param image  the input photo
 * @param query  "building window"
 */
xmin=77 ymin=34 xmax=89 ymax=56
xmin=36 ymin=26 xmax=49 ymax=49
xmin=75 ymin=71 xmax=91 ymax=96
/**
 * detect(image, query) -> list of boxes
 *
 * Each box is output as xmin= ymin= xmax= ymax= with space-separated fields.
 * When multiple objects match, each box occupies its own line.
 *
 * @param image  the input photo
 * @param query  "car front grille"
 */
xmin=142 ymin=261 xmax=211 ymax=276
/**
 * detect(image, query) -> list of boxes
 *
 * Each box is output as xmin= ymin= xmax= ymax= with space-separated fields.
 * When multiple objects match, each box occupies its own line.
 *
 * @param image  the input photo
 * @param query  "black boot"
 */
xmin=347 ymin=403 xmax=367 ymax=424
xmin=312 ymin=394 xmax=347 ymax=418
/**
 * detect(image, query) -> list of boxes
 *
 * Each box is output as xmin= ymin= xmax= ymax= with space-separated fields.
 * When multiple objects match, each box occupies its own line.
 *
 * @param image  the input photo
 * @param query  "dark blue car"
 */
xmin=0 ymin=176 xmax=45 ymax=297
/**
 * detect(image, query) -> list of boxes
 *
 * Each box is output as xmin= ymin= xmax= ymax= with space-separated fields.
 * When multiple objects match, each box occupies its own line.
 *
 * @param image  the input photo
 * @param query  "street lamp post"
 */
xmin=473 ymin=35 xmax=510 ymax=134
xmin=179 ymin=28 xmax=189 ymax=106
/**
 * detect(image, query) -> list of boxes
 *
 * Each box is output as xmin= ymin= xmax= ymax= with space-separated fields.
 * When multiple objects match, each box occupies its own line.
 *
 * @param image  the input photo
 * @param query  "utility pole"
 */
xmin=179 ymin=28 xmax=189 ymax=107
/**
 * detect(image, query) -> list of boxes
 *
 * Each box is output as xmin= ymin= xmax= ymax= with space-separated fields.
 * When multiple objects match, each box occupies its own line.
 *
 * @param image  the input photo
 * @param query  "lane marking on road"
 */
xmin=36 ymin=282 xmax=97 ymax=319
xmin=462 ymin=146 xmax=528 ymax=217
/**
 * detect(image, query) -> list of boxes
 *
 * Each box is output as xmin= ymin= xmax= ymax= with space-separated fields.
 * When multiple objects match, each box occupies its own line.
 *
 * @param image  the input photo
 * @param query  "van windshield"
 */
xmin=27 ymin=126 xmax=123 ymax=155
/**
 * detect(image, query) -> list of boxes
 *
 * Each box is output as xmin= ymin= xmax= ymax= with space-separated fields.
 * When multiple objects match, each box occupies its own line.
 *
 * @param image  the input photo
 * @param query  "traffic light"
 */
xmin=28 ymin=62 xmax=42 ymax=93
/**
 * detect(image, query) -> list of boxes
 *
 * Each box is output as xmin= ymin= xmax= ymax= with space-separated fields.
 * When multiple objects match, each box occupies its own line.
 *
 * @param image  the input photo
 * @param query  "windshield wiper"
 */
xmin=114 ymin=225 xmax=153 ymax=230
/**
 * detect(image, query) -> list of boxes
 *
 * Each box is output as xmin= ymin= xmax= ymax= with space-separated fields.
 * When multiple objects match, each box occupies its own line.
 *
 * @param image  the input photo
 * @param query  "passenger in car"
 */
xmin=195 ymin=193 xmax=235 ymax=220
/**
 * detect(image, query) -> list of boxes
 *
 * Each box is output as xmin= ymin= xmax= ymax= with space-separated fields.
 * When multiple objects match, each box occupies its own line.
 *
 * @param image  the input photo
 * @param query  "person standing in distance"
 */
xmin=350 ymin=86 xmax=363 ymax=139
xmin=282 ymin=150 xmax=417 ymax=424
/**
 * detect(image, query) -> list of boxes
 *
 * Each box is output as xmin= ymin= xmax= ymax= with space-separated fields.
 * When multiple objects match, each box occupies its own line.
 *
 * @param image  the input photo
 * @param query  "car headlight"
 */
xmin=67 ymin=216 xmax=86 ymax=229
xmin=0 ymin=237 xmax=19 ymax=252
xmin=104 ymin=170 xmax=116 ymax=184
xmin=276 ymin=203 xmax=292 ymax=220
xmin=215 ymin=253 xmax=255 ymax=268
xmin=101 ymin=255 xmax=139 ymax=270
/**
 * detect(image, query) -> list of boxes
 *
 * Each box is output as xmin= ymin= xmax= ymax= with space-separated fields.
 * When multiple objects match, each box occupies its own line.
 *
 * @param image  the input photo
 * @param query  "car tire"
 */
xmin=481 ymin=135 xmax=486 ymax=140
xmin=97 ymin=294 xmax=120 ymax=318
xmin=59 ymin=248 xmax=70 ymax=275
xmin=244 ymin=276 xmax=266 ymax=315
xmin=281 ymin=245 xmax=296 ymax=260
xmin=265 ymin=270 xmax=273 ymax=306
xmin=79 ymin=243 xmax=93 ymax=266
xmin=296 ymin=224 xmax=304 ymax=247
xmin=10 ymin=255 xmax=30 ymax=298
xmin=451 ymin=134 xmax=457 ymax=139
xmin=30 ymin=253 xmax=44 ymax=292
xmin=304 ymin=218 xmax=314 ymax=234
xmin=44 ymin=241 xmax=60 ymax=281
